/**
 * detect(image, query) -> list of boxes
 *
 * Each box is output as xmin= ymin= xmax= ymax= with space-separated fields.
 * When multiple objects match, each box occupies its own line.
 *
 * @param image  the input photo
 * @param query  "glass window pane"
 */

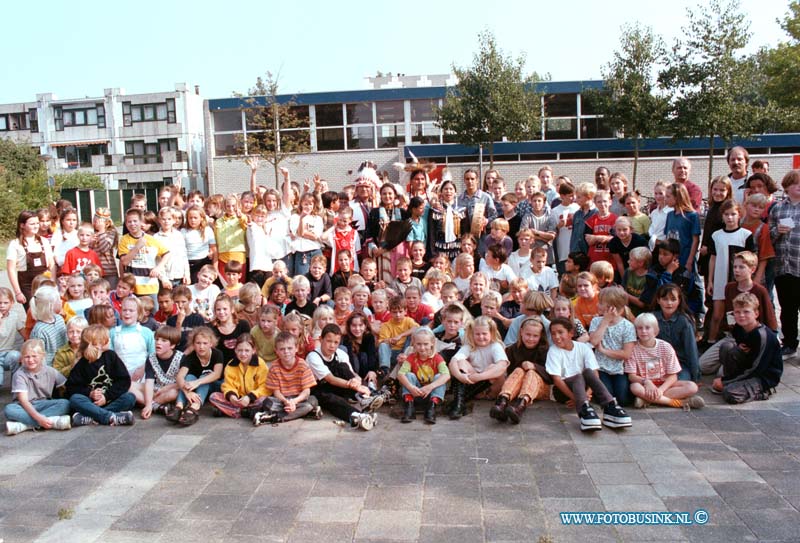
xmin=345 ymin=103 xmax=372 ymax=125
xmin=544 ymin=93 xmax=577 ymax=117
xmin=215 ymin=134 xmax=242 ymax=156
xmin=377 ymin=123 xmax=404 ymax=148
xmin=64 ymin=111 xmax=74 ymax=126
xmin=125 ymin=142 xmax=134 ymax=154
xmin=0 ymin=117 xmax=7 ymax=130
xmin=134 ymin=142 xmax=145 ymax=155
xmin=580 ymin=117 xmax=615 ymax=139
xmin=157 ymin=104 xmax=168 ymax=120
xmin=315 ymin=104 xmax=343 ymax=127
xmin=544 ymin=118 xmax=577 ymax=140
xmin=214 ymin=110 xmax=243 ymax=131
xmin=347 ymin=126 xmax=374 ymax=150
xmin=122 ymin=102 xmax=131 ymax=114
xmin=279 ymin=129 xmax=310 ymax=150
xmin=410 ymin=99 xmax=436 ymax=122
xmin=132 ymin=108 xmax=142 ymax=121
xmin=376 ymin=100 xmax=404 ymax=123
xmin=411 ymin=122 xmax=441 ymax=144
xmin=87 ymin=109 xmax=97 ymax=124
xmin=144 ymin=105 xmax=156 ymax=121
xmin=288 ymin=106 xmax=309 ymax=126
xmin=316 ymin=127 xmax=345 ymax=151
xmin=75 ymin=111 xmax=86 ymax=125
xmin=245 ymin=107 xmax=273 ymax=130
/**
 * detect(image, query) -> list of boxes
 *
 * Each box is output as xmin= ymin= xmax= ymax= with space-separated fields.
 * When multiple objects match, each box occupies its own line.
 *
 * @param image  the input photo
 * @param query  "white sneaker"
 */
xmin=357 ymin=412 xmax=377 ymax=431
xmin=359 ymin=393 xmax=384 ymax=413
xmin=6 ymin=421 xmax=32 ymax=435
xmin=47 ymin=416 xmax=71 ymax=430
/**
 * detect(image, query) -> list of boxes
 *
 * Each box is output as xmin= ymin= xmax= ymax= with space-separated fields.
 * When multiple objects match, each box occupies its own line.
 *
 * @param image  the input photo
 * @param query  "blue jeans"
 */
xmin=378 ymin=340 xmax=410 ymax=371
xmin=177 ymin=374 xmax=211 ymax=407
xmin=598 ymin=371 xmax=630 ymax=407
xmin=401 ymin=373 xmax=446 ymax=401
xmin=69 ymin=392 xmax=136 ymax=425
xmin=4 ymin=399 xmax=70 ymax=427
xmin=0 ymin=350 xmax=21 ymax=387
xmin=291 ymin=249 xmax=322 ymax=277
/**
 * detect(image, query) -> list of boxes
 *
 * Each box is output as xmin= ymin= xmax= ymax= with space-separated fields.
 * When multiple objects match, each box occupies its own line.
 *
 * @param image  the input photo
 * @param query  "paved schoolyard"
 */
xmin=2 ymin=358 xmax=800 ymax=543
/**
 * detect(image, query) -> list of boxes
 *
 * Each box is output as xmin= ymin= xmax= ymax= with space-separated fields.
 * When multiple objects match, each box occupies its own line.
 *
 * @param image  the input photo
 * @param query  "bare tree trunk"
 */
xmin=488 ymin=141 xmax=495 ymax=170
xmin=632 ymin=136 xmax=639 ymax=191
xmin=707 ymin=136 xmax=715 ymax=186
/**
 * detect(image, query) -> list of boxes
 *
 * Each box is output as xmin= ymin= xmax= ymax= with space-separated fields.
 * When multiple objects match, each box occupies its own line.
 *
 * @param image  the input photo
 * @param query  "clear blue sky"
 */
xmin=1 ymin=0 xmax=790 ymax=103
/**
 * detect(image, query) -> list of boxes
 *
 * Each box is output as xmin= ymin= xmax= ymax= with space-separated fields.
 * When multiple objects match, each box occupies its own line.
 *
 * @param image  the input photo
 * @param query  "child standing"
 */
xmin=111 ymin=297 xmax=156 ymax=404
xmin=209 ymin=334 xmax=270 ymax=418
xmin=526 ymin=246 xmax=559 ymax=298
xmin=491 ymin=316 xmax=551 ymax=424
xmin=61 ymin=223 xmax=102 ymax=277
xmin=452 ymin=253 xmax=475 ymax=300
xmin=508 ymin=228 xmax=534 ymax=279
xmin=588 ymin=286 xmax=636 ymax=407
xmin=141 ymin=326 xmax=183 ymax=419
xmin=189 ymin=264 xmax=221 ymax=322
xmin=5 ymin=339 xmax=71 ymax=435
xmin=447 ymin=316 xmax=509 ymax=419
xmin=664 ymin=183 xmax=701 ymax=273
xmin=608 ymin=216 xmax=648 ymax=281
xmin=397 ymin=327 xmax=450 ymax=424
xmin=91 ymin=208 xmax=119 ymax=289
xmin=389 ymin=257 xmax=424 ymax=297
xmin=289 ymin=192 xmax=324 ymax=276
xmin=254 ymin=332 xmax=319 ymax=425
xmin=214 ymin=194 xmax=248 ymax=285
xmin=118 ymin=208 xmax=171 ymax=299
xmin=329 ymin=206 xmax=361 ymax=274
xmin=182 ymin=205 xmax=217 ymax=283
xmin=66 ymin=325 xmax=136 ymax=427
xmin=155 ymin=206 xmax=190 ymax=288
xmin=623 ymin=191 xmax=651 ymax=236
xmin=306 ymin=254 xmax=333 ymax=307
xmin=223 ymin=260 xmax=244 ymax=301
xmin=584 ymin=190 xmax=617 ymax=265
xmin=546 ymin=317 xmax=631 ymax=431
xmin=648 ymin=180 xmax=674 ymax=250
xmin=551 ymin=182 xmax=579 ymax=275
xmin=626 ymin=313 xmax=704 ymax=409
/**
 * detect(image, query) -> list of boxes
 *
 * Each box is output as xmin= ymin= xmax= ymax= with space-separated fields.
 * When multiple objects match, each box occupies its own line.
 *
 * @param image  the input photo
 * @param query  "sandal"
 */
xmin=165 ymin=405 xmax=183 ymax=423
xmin=178 ymin=406 xmax=200 ymax=426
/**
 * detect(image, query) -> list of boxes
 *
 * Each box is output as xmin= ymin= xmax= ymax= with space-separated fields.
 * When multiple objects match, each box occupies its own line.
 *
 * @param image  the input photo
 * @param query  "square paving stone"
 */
xmin=417 ymin=524 xmax=485 ymax=543
xmin=652 ymin=473 xmax=717 ymax=498
xmin=424 ymin=474 xmax=481 ymax=499
xmin=364 ymin=485 xmax=423 ymax=510
xmin=757 ymin=470 xmax=800 ymax=495
xmin=737 ymin=508 xmax=800 ymax=541
xmin=691 ymin=460 xmax=765 ymax=483
xmin=111 ymin=503 xmax=177 ymax=532
xmin=481 ymin=484 xmax=539 ymax=510
xmin=371 ymin=464 xmax=425 ymax=486
xmin=183 ymin=494 xmax=249 ymax=520
xmin=230 ymin=506 xmax=297 ymax=538
xmin=585 ymin=462 xmax=648 ymax=485
xmin=311 ymin=474 xmax=370 ymax=497
xmin=711 ymin=481 xmax=791 ymax=509
xmin=421 ymin=496 xmax=482 ymax=526
xmin=297 ymin=496 xmax=363 ymax=523
xmin=355 ymin=510 xmax=421 ymax=540
xmin=483 ymin=509 xmax=547 ymax=542
xmin=662 ymin=496 xmax=745 ymax=526
xmin=537 ymin=474 xmax=598 ymax=498
xmin=597 ymin=484 xmax=667 ymax=511
xmin=286 ymin=521 xmax=357 ymax=543
xmin=478 ymin=463 xmax=534 ymax=486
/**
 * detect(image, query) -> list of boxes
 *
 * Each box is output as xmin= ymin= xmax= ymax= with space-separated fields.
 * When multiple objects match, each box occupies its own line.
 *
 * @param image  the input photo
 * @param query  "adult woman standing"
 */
xmin=367 ymin=183 xmax=409 ymax=284
xmin=427 ymin=180 xmax=468 ymax=261
xmin=7 ymin=211 xmax=55 ymax=306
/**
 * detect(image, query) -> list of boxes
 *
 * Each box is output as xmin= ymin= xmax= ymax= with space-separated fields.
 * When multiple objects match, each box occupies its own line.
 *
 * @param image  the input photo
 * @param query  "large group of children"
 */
xmin=2 ymin=148 xmax=796 ymax=436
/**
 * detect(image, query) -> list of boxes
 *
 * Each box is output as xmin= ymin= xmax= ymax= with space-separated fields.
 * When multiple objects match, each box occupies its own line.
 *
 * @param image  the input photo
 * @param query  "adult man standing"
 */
xmin=672 ymin=158 xmax=704 ymax=212
xmin=457 ymin=168 xmax=497 ymax=235
xmin=594 ymin=167 xmax=610 ymax=191
xmin=727 ymin=146 xmax=750 ymax=204
xmin=350 ymin=169 xmax=378 ymax=254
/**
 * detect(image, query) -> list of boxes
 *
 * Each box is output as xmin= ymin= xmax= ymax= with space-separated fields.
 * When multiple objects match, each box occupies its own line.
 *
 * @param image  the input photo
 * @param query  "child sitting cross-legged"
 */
xmin=5 ymin=339 xmax=71 ymax=435
xmin=208 ymin=334 xmax=270 ymax=419
xmin=141 ymin=326 xmax=184 ymax=419
xmin=66 ymin=325 xmax=136 ymax=427
xmin=167 ymin=326 xmax=224 ymax=426
xmin=546 ymin=317 xmax=631 ymax=432
xmin=397 ymin=327 xmax=451 ymax=424
xmin=625 ymin=313 xmax=705 ymax=410
xmin=253 ymin=332 xmax=320 ymax=425
xmin=491 ymin=316 xmax=552 ymax=424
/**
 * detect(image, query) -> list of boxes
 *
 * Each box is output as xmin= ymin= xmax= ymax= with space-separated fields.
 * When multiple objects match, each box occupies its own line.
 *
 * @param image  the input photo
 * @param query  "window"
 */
xmin=56 ymin=144 xmax=107 ymax=167
xmin=315 ymin=104 xmax=343 ymax=127
xmin=124 ymin=100 xmax=178 ymax=124
xmin=124 ymin=140 xmax=160 ymax=164
xmin=345 ymin=103 xmax=373 ymax=125
xmin=410 ymin=122 xmax=441 ymax=144
xmin=410 ymin=99 xmax=437 ymax=122
xmin=159 ymin=138 xmax=178 ymax=154
xmin=347 ymin=126 xmax=375 ymax=150
xmin=54 ymin=106 xmax=63 ymax=131
xmin=375 ymin=101 xmax=404 ymax=123
xmin=544 ymin=118 xmax=577 ymax=140
xmin=580 ymin=118 xmax=614 ymax=139
xmin=29 ymin=108 xmax=38 ymax=133
xmin=57 ymin=105 xmax=104 ymax=128
xmin=377 ymin=123 xmax=404 ymax=148
xmin=0 ymin=115 xmax=7 ymax=131
xmin=216 ymin=110 xmax=244 ymax=131
xmin=544 ymin=93 xmax=578 ymax=117
xmin=215 ymin=133 xmax=244 ymax=156
xmin=317 ymin=127 xmax=346 ymax=151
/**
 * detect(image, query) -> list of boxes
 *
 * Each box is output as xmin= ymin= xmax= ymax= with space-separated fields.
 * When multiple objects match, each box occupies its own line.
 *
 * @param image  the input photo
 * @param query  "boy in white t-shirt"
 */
xmin=546 ymin=317 xmax=631 ymax=431
xmin=551 ymin=182 xmax=580 ymax=275
xmin=525 ymin=247 xmax=559 ymax=298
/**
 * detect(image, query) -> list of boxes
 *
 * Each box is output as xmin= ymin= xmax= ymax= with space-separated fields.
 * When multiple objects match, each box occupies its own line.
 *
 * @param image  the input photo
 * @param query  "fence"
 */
xmin=60 ymin=188 xmax=163 ymax=224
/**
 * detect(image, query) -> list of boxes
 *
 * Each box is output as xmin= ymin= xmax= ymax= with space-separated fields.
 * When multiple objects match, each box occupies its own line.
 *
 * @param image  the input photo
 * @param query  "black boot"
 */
xmin=401 ymin=400 xmax=416 ymax=423
xmin=490 ymin=396 xmax=509 ymax=422
xmin=448 ymin=382 xmax=466 ymax=419
xmin=424 ymin=399 xmax=437 ymax=424
xmin=505 ymin=397 xmax=528 ymax=424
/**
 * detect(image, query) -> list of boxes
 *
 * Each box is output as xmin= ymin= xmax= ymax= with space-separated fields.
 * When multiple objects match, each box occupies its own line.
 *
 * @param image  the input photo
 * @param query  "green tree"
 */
xmin=659 ymin=0 xmax=758 ymax=183
xmin=589 ymin=23 xmax=669 ymax=188
xmin=236 ymin=72 xmax=310 ymax=187
xmin=54 ymin=171 xmax=104 ymax=190
xmin=436 ymin=30 xmax=542 ymax=168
